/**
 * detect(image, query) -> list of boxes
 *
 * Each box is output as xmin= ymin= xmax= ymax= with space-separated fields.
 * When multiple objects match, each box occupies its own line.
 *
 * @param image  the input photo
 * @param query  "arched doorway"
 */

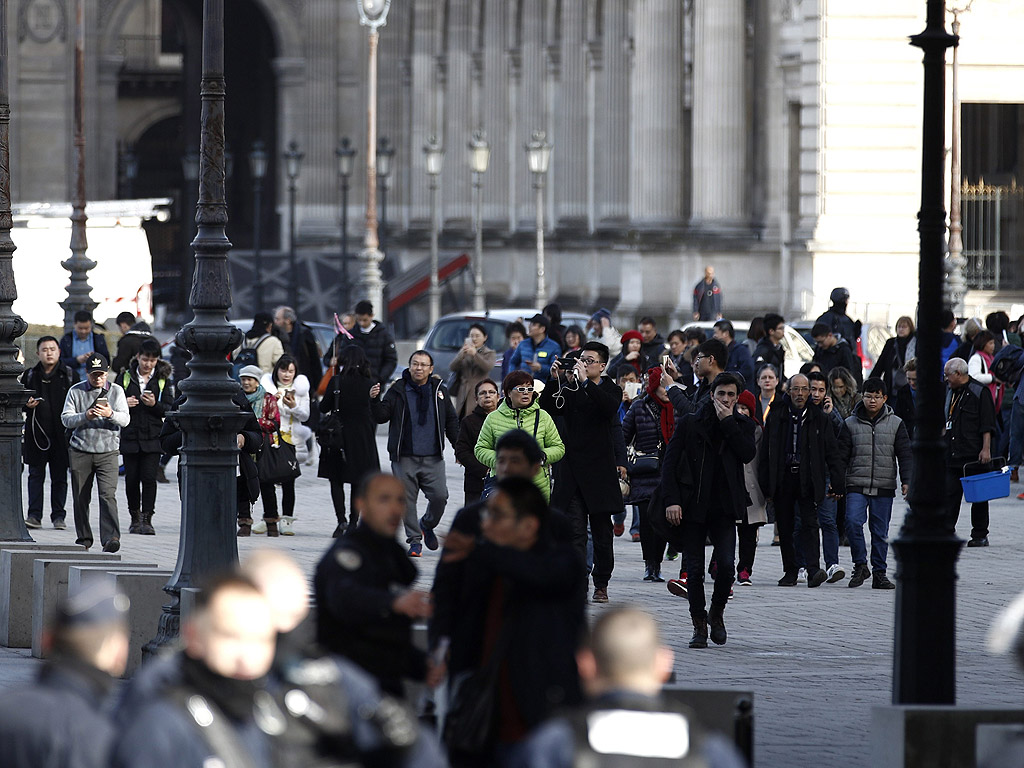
xmin=114 ymin=0 xmax=280 ymax=319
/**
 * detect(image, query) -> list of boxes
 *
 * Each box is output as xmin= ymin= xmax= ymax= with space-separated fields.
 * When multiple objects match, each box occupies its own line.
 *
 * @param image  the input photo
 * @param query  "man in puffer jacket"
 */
xmin=475 ymin=370 xmax=565 ymax=500
xmin=839 ymin=377 xmax=912 ymax=590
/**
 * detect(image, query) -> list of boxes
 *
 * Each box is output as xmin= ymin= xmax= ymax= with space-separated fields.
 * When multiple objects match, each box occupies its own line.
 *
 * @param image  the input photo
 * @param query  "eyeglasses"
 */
xmin=511 ymin=386 xmax=534 ymax=394
xmin=693 ymin=354 xmax=706 ymax=362
xmin=409 ymin=362 xmax=432 ymax=368
xmin=580 ymin=357 xmax=602 ymax=366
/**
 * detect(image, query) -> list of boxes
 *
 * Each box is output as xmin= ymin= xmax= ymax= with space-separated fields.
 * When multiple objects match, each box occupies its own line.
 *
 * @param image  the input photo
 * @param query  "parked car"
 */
xmin=684 ymin=319 xmax=814 ymax=380
xmin=420 ymin=308 xmax=592 ymax=383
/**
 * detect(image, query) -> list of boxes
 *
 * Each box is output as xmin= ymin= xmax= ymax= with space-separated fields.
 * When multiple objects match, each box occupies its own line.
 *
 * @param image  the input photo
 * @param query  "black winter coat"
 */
xmin=454 ymin=404 xmax=490 ymax=500
xmin=314 ymin=524 xmax=426 ymax=696
xmin=540 ymin=375 xmax=624 ymax=515
xmin=759 ymin=395 xmax=847 ymax=503
xmin=813 ymin=338 xmax=863 ymax=385
xmin=0 ymin=655 xmax=118 ymax=768
xmin=371 ymin=375 xmax=459 ymax=462
xmin=287 ymin=322 xmax=324 ymax=390
xmin=944 ymin=378 xmax=997 ymax=465
xmin=324 ymin=321 xmax=398 ymax=385
xmin=118 ymin=359 xmax=174 ymax=454
xmin=751 ymin=339 xmax=785 ymax=388
xmin=317 ymin=373 xmax=380 ymax=484
xmin=622 ymin=394 xmax=678 ymax=502
xmin=110 ymin=322 xmax=155 ymax=375
xmin=20 ymin=362 xmax=76 ymax=465
xmin=658 ymin=401 xmax=756 ymax=523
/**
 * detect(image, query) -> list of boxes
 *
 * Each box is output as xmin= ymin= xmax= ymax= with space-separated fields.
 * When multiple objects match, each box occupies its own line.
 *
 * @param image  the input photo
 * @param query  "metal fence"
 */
xmin=962 ymin=179 xmax=1024 ymax=290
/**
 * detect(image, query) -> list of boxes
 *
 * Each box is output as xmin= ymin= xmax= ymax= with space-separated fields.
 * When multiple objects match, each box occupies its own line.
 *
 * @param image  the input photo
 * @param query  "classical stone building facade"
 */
xmin=9 ymin=0 xmax=1021 ymax=329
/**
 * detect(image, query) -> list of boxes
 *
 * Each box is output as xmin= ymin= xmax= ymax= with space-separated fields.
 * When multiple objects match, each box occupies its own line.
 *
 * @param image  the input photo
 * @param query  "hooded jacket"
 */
xmin=110 ymin=321 xmax=156 ymax=375
xmin=474 ymin=395 xmax=565 ymax=499
xmin=118 ymin=359 xmax=174 ymax=454
xmin=841 ymin=401 xmax=912 ymax=496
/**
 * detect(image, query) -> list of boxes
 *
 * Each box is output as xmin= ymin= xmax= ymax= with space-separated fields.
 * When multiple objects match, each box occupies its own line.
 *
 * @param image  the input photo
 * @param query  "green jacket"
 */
xmin=474 ymin=396 xmax=565 ymax=500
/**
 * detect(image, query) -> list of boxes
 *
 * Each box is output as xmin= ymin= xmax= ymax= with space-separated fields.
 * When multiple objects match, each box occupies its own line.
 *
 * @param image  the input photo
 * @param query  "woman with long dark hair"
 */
xmin=318 ymin=346 xmax=381 ymax=536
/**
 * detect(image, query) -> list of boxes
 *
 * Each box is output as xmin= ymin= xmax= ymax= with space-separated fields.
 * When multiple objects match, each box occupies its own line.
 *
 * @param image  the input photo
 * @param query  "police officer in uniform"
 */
xmin=513 ymin=607 xmax=747 ymax=768
xmin=314 ymin=473 xmax=433 ymax=697
xmin=0 ymin=581 xmax=129 ymax=768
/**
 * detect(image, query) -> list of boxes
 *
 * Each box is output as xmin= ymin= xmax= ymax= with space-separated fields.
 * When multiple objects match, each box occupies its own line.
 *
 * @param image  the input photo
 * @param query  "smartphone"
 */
xmin=624 ymin=381 xmax=642 ymax=399
xmin=94 ymin=397 xmax=109 ymax=409
xmin=464 ymin=336 xmax=472 ymax=346
xmin=661 ymin=354 xmax=670 ymax=368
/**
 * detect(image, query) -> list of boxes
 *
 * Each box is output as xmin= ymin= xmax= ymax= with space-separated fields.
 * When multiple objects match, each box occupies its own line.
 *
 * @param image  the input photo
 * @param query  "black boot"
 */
xmin=139 ymin=511 xmax=156 ymax=535
xmin=128 ymin=510 xmax=141 ymax=535
xmin=848 ymin=563 xmax=870 ymax=588
xmin=643 ymin=562 xmax=656 ymax=582
xmin=689 ymin=615 xmax=708 ymax=649
xmin=709 ymin=606 xmax=727 ymax=645
xmin=652 ymin=562 xmax=665 ymax=583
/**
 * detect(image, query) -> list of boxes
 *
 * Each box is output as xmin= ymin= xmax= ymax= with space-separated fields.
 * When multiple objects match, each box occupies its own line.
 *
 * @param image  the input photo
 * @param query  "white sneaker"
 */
xmin=796 ymin=567 xmax=808 ymax=584
xmin=251 ymin=519 xmax=268 ymax=535
xmin=305 ymin=442 xmax=318 ymax=467
xmin=826 ymin=564 xmax=846 ymax=583
xmin=280 ymin=516 xmax=295 ymax=536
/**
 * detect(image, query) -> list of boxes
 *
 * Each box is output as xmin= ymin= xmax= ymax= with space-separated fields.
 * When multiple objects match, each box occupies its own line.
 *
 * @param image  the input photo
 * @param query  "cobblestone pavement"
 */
xmin=2 ymin=435 xmax=1022 ymax=767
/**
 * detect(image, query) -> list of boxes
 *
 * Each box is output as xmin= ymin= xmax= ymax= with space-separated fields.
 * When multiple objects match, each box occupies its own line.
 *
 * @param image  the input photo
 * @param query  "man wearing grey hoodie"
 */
xmin=61 ymin=353 xmax=130 ymax=552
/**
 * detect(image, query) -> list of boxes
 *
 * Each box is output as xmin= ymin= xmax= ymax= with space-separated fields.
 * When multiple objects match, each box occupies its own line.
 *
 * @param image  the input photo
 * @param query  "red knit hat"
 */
xmin=646 ymin=366 xmax=663 ymax=396
xmin=620 ymin=330 xmax=644 ymax=346
xmin=737 ymin=389 xmax=758 ymax=422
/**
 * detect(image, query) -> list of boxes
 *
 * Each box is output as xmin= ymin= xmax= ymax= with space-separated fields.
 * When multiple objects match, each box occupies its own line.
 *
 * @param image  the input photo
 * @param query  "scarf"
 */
xmin=245 ymin=384 xmax=267 ymax=419
xmin=180 ymin=653 xmax=266 ymax=723
xmin=402 ymin=368 xmax=431 ymax=426
xmin=646 ymin=367 xmax=675 ymax=443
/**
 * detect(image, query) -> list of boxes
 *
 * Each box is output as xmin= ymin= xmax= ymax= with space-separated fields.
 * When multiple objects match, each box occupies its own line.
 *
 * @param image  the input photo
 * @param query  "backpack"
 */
xmin=992 ymin=343 xmax=1024 ymax=385
xmin=231 ymin=335 xmax=269 ymax=381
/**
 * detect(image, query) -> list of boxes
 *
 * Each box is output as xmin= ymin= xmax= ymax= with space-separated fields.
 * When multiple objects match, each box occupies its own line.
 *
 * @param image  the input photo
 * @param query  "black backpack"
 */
xmin=992 ymin=343 xmax=1024 ymax=385
xmin=231 ymin=335 xmax=269 ymax=381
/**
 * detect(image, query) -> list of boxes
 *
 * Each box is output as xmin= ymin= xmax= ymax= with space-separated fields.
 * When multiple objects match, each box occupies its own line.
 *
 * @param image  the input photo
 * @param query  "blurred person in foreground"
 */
xmin=0 ymin=581 xmax=129 ymax=768
xmin=512 ymin=607 xmax=746 ymax=768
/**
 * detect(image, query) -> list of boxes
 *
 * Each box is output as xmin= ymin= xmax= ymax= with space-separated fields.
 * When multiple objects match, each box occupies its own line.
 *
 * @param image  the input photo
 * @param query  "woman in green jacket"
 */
xmin=474 ymin=370 xmax=565 ymax=499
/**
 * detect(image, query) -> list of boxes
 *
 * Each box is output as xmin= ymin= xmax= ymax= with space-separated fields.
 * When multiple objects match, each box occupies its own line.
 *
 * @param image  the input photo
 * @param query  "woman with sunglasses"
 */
xmin=473 ymin=370 xmax=565 ymax=500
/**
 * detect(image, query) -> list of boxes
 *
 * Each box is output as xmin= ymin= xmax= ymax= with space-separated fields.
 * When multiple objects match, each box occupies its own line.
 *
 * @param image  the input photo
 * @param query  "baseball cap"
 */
xmin=85 ymin=353 xmax=109 ymax=374
xmin=527 ymin=313 xmax=550 ymax=330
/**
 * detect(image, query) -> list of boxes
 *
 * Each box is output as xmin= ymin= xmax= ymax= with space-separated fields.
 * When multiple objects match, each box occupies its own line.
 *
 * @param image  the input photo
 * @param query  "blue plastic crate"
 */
xmin=961 ymin=468 xmax=1011 ymax=503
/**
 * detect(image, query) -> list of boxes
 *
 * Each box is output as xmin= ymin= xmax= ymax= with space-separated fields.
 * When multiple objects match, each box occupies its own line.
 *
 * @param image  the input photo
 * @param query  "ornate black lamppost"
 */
xmin=891 ymin=0 xmax=961 ymax=705
xmin=283 ymin=141 xmax=304 ymax=312
xmin=469 ymin=130 xmax=490 ymax=312
xmin=336 ymin=137 xmax=357 ymax=311
xmin=0 ymin=0 xmax=32 ymax=542
xmin=525 ymin=130 xmax=552 ymax=307
xmin=423 ymin=136 xmax=444 ymax=325
xmin=146 ymin=0 xmax=245 ymax=651
xmin=248 ymin=140 xmax=268 ymax=313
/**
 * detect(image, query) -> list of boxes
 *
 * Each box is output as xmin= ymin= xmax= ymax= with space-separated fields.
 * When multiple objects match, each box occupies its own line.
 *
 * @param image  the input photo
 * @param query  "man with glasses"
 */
xmin=759 ymin=373 xmax=846 ymax=588
xmin=372 ymin=350 xmax=459 ymax=556
xmin=542 ymin=342 xmax=623 ymax=603
xmin=839 ymin=377 xmax=912 ymax=589
xmin=692 ymin=339 xmax=728 ymax=407
xmin=942 ymin=356 xmax=997 ymax=546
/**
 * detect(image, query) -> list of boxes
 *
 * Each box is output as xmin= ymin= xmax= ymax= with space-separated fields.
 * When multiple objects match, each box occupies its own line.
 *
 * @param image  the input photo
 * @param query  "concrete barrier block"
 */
xmin=0 ymin=543 xmax=84 ymax=554
xmin=68 ymin=565 xmax=168 ymax=595
xmin=0 ymin=550 xmax=120 ymax=648
xmin=178 ymin=587 xmax=202 ymax=627
xmin=871 ymin=705 xmax=1024 ymax=768
xmin=31 ymin=560 xmax=158 ymax=659
xmin=107 ymin=571 xmax=174 ymax=676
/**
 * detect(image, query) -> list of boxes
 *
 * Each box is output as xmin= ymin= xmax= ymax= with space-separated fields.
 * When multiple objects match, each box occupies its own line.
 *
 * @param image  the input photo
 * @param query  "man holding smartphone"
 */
xmin=61 ymin=353 xmax=130 ymax=552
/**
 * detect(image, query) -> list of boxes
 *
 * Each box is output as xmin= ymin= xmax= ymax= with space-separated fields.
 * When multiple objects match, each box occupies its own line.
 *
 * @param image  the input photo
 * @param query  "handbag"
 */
xmin=258 ymin=432 xmax=300 ymax=484
xmin=443 ymin=619 xmax=513 ymax=757
xmin=316 ymin=384 xmax=347 ymax=457
xmin=626 ymin=443 xmax=661 ymax=476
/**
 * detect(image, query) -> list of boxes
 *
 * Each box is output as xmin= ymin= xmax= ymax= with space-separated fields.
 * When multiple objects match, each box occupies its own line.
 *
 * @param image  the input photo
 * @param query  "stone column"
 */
xmin=690 ymin=0 xmax=746 ymax=230
xmin=629 ymin=0 xmax=684 ymax=226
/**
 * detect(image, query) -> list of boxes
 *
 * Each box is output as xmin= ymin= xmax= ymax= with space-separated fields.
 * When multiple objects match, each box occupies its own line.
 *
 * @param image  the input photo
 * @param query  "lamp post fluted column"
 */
xmin=0 ymin=0 xmax=32 ymax=541
xmin=248 ymin=141 xmax=268 ymax=313
xmin=284 ymin=141 xmax=304 ymax=313
xmin=945 ymin=5 xmax=971 ymax=314
xmin=336 ymin=137 xmax=357 ymax=312
xmin=59 ymin=0 xmax=96 ymax=331
xmin=357 ymin=0 xmax=392 ymax=314
xmin=525 ymin=131 xmax=552 ymax=308
xmin=891 ymin=0 xmax=961 ymax=705
xmin=469 ymin=130 xmax=490 ymax=312
xmin=145 ymin=0 xmax=244 ymax=653
xmin=423 ymin=136 xmax=444 ymax=326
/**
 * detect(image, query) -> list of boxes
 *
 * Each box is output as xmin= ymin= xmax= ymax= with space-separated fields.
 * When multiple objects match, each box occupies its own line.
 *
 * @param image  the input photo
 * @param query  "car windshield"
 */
xmin=427 ymin=319 xmax=508 ymax=352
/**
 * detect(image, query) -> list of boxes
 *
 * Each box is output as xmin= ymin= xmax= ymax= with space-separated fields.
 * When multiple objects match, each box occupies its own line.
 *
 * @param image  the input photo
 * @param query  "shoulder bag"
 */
xmin=258 ymin=430 xmax=300 ymax=484
xmin=316 ymin=382 xmax=347 ymax=457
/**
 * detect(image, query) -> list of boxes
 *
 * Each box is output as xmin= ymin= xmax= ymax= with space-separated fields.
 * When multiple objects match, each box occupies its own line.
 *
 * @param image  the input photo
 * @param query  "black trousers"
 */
xmin=774 ymin=470 xmax=821 ymax=575
xmin=123 ymin=451 xmax=160 ymax=515
xmin=259 ymin=479 xmax=296 ymax=520
xmin=27 ymin=450 xmax=69 ymax=521
xmin=330 ymin=480 xmax=358 ymax=527
xmin=736 ymin=522 xmax=761 ymax=575
xmin=679 ymin=510 xmax=736 ymax=618
xmin=568 ymin=491 xmax=613 ymax=590
xmin=637 ymin=499 xmax=667 ymax=563
xmin=944 ymin=465 xmax=989 ymax=540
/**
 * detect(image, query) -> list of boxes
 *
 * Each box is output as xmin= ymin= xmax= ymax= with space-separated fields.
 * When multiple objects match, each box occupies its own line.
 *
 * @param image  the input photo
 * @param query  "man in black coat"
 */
xmin=638 ymin=316 xmax=668 ymax=363
xmin=110 ymin=311 xmax=156 ymax=376
xmin=274 ymin=305 xmax=323 ymax=386
xmin=324 ymin=299 xmax=398 ymax=386
xmin=118 ymin=339 xmax=174 ymax=535
xmin=812 ymin=322 xmax=863 ymax=385
xmin=21 ymin=335 xmax=77 ymax=529
xmin=431 ymin=476 xmax=585 ymax=765
xmin=659 ymin=372 xmax=755 ymax=648
xmin=0 ymin=580 xmax=129 ymax=768
xmin=542 ymin=341 xmax=623 ymax=603
xmin=759 ymin=373 xmax=847 ymax=588
xmin=815 ymin=286 xmax=861 ymax=349
xmin=314 ymin=473 xmax=432 ymax=696
xmin=752 ymin=312 xmax=787 ymax=390
xmin=714 ymin=319 xmax=755 ymax=387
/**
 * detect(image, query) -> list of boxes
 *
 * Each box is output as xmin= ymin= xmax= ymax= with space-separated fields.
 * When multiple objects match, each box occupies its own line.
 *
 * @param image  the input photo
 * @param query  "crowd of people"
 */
xmin=15 ymin=269 xmax=1024 ymax=766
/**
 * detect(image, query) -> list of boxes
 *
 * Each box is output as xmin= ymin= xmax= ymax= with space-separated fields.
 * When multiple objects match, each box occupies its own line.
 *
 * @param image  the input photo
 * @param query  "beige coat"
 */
xmin=449 ymin=344 xmax=497 ymax=418
xmin=743 ymin=424 xmax=768 ymax=525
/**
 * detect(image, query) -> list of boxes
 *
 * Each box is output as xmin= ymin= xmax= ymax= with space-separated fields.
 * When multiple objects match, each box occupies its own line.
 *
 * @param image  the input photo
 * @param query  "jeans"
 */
xmin=845 ymin=492 xmax=894 ymax=572
xmin=945 ymin=465 xmax=989 ymax=540
xmin=793 ymin=484 xmax=840 ymax=569
xmin=679 ymin=510 xmax=736 ymax=618
xmin=568 ymin=490 xmax=613 ymax=590
xmin=393 ymin=456 xmax=449 ymax=544
xmin=69 ymin=448 xmax=120 ymax=548
xmin=123 ymin=451 xmax=159 ymax=514
xmin=612 ymin=506 xmax=640 ymax=535
xmin=26 ymin=454 xmax=69 ymax=522
xmin=774 ymin=470 xmax=821 ymax=575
